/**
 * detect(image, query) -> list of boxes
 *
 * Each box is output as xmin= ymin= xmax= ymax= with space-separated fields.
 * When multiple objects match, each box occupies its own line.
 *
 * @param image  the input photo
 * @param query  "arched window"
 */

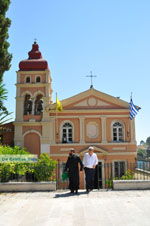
xmin=62 ymin=122 xmax=73 ymax=143
xmin=112 ymin=122 xmax=124 ymax=142
xmin=26 ymin=77 xmax=30 ymax=83
xmin=36 ymin=76 xmax=41 ymax=83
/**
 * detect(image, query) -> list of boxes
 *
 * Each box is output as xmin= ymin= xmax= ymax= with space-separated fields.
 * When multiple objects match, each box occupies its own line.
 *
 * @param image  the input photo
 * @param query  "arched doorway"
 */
xmin=24 ymin=132 xmax=40 ymax=156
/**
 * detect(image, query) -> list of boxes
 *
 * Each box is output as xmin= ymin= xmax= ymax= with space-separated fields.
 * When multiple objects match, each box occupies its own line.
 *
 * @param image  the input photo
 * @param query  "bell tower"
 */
xmin=14 ymin=42 xmax=52 ymax=154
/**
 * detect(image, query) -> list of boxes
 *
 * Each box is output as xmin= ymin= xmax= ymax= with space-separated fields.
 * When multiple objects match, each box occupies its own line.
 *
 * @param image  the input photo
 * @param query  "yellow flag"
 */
xmin=56 ymin=97 xmax=63 ymax=111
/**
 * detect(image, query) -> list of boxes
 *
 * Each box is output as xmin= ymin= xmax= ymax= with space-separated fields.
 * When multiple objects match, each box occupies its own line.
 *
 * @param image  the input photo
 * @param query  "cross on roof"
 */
xmin=86 ymin=71 xmax=97 ymax=89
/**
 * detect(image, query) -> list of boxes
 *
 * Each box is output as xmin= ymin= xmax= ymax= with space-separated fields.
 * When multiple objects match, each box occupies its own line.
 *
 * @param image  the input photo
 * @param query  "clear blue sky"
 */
xmin=4 ymin=0 xmax=150 ymax=144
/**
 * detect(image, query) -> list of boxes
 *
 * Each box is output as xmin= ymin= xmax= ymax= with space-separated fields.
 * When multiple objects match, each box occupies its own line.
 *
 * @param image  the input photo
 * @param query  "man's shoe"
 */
xmin=86 ymin=189 xmax=89 ymax=193
xmin=75 ymin=190 xmax=78 ymax=194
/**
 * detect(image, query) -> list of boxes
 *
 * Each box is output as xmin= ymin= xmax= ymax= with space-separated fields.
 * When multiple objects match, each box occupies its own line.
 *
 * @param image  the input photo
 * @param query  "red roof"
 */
xmin=19 ymin=42 xmax=49 ymax=71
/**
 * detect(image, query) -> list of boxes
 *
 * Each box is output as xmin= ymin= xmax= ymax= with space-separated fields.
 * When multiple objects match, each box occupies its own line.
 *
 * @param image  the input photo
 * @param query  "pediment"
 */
xmin=79 ymin=146 xmax=108 ymax=157
xmin=61 ymin=89 xmax=130 ymax=110
xmin=46 ymin=88 xmax=131 ymax=112
xmin=68 ymin=96 xmax=117 ymax=109
xmin=74 ymin=98 xmax=111 ymax=107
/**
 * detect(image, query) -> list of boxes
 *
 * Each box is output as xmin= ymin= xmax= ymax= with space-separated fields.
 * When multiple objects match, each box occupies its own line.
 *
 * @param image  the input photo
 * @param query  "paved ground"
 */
xmin=0 ymin=190 xmax=150 ymax=226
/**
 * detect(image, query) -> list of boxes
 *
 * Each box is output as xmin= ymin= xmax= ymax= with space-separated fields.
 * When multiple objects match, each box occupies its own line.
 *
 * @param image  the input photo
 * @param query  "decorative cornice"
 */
xmin=49 ymin=113 xmax=130 ymax=117
xmin=15 ymin=83 xmax=50 ymax=87
xmin=51 ymin=142 xmax=136 ymax=146
xmin=50 ymin=152 xmax=136 ymax=157
xmin=16 ymin=70 xmax=50 ymax=75
xmin=14 ymin=121 xmax=51 ymax=126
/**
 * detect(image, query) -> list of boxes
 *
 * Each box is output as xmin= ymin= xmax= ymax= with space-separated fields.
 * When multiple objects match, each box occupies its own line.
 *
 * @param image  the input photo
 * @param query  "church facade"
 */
xmin=13 ymin=42 xmax=137 ymax=188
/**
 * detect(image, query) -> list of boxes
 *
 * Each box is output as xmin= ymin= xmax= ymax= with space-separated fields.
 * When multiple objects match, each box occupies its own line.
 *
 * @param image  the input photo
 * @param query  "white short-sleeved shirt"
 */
xmin=83 ymin=152 xmax=98 ymax=168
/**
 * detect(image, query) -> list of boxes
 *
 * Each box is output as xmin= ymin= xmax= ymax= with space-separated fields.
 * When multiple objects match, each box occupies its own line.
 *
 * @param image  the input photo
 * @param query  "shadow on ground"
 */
xmin=54 ymin=190 xmax=88 ymax=198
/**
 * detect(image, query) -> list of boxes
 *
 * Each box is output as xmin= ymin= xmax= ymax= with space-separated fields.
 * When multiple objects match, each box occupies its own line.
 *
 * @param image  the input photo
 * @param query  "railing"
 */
xmin=1 ymin=161 xmax=150 ymax=190
xmin=96 ymin=161 xmax=150 ymax=189
xmin=55 ymin=161 xmax=150 ymax=190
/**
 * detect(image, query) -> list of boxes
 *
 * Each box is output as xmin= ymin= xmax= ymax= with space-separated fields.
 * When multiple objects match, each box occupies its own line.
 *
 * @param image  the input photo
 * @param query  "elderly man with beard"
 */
xmin=64 ymin=148 xmax=83 ymax=194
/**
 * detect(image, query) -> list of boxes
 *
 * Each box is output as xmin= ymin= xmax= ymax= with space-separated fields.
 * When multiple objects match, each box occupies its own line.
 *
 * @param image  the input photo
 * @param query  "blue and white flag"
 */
xmin=129 ymin=98 xmax=139 ymax=120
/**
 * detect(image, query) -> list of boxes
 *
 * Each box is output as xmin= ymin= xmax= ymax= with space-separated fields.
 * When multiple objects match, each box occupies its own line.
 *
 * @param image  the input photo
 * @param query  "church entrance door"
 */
xmin=24 ymin=132 xmax=40 ymax=156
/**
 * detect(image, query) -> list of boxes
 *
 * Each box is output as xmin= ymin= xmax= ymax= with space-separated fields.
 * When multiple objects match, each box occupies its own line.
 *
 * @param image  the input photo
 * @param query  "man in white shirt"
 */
xmin=83 ymin=146 xmax=98 ymax=193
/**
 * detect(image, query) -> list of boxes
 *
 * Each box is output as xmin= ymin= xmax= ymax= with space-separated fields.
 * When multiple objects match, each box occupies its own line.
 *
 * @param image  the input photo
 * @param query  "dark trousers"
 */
xmin=84 ymin=167 xmax=95 ymax=190
xmin=68 ymin=172 xmax=79 ymax=192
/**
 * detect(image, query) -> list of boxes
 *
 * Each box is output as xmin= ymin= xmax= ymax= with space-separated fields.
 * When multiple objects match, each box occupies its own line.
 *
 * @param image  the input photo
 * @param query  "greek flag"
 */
xmin=129 ymin=98 xmax=139 ymax=120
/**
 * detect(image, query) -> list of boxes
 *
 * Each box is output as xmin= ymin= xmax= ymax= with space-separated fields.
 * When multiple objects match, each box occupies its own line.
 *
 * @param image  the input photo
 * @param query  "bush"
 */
xmin=113 ymin=170 xmax=134 ymax=181
xmin=34 ymin=153 xmax=57 ymax=181
xmin=120 ymin=169 xmax=134 ymax=180
xmin=0 ymin=145 xmax=57 ymax=182
xmin=105 ymin=170 xmax=134 ymax=188
xmin=0 ymin=163 xmax=15 ymax=182
xmin=0 ymin=145 xmax=30 ymax=155
xmin=105 ymin=179 xmax=113 ymax=188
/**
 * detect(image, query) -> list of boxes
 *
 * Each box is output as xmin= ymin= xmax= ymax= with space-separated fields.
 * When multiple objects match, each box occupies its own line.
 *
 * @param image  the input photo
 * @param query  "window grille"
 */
xmin=62 ymin=122 xmax=73 ymax=143
xmin=112 ymin=122 xmax=124 ymax=142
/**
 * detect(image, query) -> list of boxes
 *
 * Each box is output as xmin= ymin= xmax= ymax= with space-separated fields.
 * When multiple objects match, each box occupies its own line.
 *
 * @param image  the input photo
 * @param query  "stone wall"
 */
xmin=113 ymin=180 xmax=150 ymax=190
xmin=0 ymin=182 xmax=56 ymax=192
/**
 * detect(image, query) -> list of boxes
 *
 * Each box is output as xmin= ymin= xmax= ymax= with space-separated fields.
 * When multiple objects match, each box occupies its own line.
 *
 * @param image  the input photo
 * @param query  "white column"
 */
xmin=17 ymin=72 xmax=20 ymax=83
xmin=15 ymin=97 xmax=24 ymax=121
xmin=130 ymin=118 xmax=136 ymax=143
xmin=31 ymin=98 xmax=35 ymax=115
xmin=101 ymin=116 xmax=107 ymax=143
xmin=14 ymin=125 xmax=23 ymax=147
xmin=16 ymin=87 xmax=20 ymax=96
xmin=42 ymin=97 xmax=50 ymax=121
xmin=80 ymin=117 xmax=85 ymax=144
xmin=49 ymin=117 xmax=55 ymax=144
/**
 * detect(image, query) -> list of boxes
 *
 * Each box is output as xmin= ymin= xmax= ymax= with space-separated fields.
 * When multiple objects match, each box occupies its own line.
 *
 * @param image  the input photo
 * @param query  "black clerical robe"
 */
xmin=65 ymin=154 xmax=83 ymax=191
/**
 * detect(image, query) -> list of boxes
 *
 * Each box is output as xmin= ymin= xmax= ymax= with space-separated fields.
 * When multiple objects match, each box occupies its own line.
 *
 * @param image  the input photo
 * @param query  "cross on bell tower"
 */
xmin=86 ymin=71 xmax=97 ymax=89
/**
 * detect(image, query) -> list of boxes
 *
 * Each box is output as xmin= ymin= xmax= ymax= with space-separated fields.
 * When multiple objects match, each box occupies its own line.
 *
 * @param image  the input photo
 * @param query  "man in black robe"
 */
xmin=64 ymin=148 xmax=83 ymax=194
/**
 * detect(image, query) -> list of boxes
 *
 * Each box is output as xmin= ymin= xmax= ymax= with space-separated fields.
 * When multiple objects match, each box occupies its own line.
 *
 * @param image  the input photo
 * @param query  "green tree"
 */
xmin=0 ymin=0 xmax=12 ymax=82
xmin=137 ymin=148 xmax=147 ymax=160
xmin=140 ymin=140 xmax=145 ymax=146
xmin=146 ymin=137 xmax=150 ymax=147
xmin=0 ymin=83 xmax=12 ymax=124
xmin=0 ymin=1 xmax=12 ymax=124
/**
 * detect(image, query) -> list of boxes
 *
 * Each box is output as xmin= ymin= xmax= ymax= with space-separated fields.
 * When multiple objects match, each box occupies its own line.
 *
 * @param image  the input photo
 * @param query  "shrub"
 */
xmin=120 ymin=169 xmax=134 ymax=180
xmin=34 ymin=153 xmax=57 ymax=181
xmin=0 ymin=145 xmax=29 ymax=155
xmin=105 ymin=170 xmax=134 ymax=188
xmin=0 ymin=163 xmax=15 ymax=182
xmin=105 ymin=179 xmax=113 ymax=188
xmin=0 ymin=146 xmax=57 ymax=182
xmin=113 ymin=170 xmax=134 ymax=181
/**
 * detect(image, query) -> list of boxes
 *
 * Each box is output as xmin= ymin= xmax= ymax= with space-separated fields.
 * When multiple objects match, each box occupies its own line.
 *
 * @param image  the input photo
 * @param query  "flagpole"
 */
xmin=129 ymin=92 xmax=139 ymax=120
